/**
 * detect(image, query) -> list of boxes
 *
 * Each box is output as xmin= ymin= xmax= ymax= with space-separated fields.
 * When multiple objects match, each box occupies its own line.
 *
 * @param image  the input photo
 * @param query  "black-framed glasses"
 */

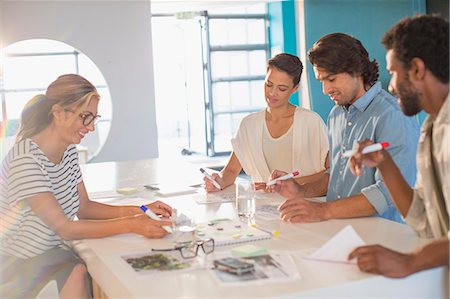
xmin=151 ymin=238 xmax=215 ymax=259
xmin=65 ymin=109 xmax=101 ymax=126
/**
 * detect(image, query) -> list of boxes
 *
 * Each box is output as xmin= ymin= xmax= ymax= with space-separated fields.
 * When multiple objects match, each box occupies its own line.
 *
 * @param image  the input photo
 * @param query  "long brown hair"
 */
xmin=16 ymin=74 xmax=99 ymax=142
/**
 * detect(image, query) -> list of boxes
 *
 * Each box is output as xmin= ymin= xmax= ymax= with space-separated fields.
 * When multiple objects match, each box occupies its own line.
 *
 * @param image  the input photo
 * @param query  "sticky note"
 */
xmin=231 ymin=244 xmax=268 ymax=257
xmin=116 ymin=187 xmax=139 ymax=195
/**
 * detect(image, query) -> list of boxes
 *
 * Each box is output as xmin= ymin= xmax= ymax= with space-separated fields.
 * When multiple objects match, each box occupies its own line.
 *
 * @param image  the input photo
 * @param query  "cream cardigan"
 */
xmin=231 ymin=107 xmax=329 ymax=182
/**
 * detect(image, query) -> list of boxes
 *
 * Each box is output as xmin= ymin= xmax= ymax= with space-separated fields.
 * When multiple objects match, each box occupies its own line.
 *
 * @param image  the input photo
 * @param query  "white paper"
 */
xmin=146 ymin=184 xmax=198 ymax=197
xmin=193 ymin=186 xmax=235 ymax=204
xmin=305 ymin=225 xmax=366 ymax=264
xmin=255 ymin=204 xmax=280 ymax=220
xmin=102 ymin=197 xmax=153 ymax=206
xmin=88 ymin=190 xmax=126 ymax=202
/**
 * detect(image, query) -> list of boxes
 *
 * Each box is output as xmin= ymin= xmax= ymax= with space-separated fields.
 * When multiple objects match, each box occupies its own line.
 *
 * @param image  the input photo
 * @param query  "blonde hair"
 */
xmin=16 ymin=74 xmax=99 ymax=142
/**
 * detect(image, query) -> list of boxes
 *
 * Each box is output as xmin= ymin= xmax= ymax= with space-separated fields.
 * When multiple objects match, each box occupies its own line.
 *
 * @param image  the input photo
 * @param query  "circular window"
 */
xmin=1 ymin=39 xmax=112 ymax=162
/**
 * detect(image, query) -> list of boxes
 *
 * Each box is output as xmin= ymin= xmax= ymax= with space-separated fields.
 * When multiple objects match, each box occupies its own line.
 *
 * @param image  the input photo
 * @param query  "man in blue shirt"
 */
xmin=270 ymin=33 xmax=419 ymax=223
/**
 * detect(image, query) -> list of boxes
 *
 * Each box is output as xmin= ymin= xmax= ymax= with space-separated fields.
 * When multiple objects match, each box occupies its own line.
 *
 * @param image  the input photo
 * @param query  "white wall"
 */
xmin=0 ymin=1 xmax=159 ymax=162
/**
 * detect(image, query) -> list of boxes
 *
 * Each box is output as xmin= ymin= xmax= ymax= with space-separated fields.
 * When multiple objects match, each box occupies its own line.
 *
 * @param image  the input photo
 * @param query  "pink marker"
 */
xmin=267 ymin=171 xmax=300 ymax=186
xmin=342 ymin=142 xmax=390 ymax=158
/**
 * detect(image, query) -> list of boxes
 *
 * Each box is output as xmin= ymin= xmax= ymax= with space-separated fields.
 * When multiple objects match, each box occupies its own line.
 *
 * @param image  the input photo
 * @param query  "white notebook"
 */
xmin=195 ymin=219 xmax=271 ymax=247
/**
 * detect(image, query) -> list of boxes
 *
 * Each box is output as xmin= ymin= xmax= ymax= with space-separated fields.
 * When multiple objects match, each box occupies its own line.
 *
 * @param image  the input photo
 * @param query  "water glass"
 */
xmin=235 ymin=179 xmax=256 ymax=221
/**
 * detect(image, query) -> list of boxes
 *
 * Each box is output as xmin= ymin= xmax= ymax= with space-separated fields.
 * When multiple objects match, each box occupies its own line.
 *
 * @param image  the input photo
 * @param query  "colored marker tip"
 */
xmin=292 ymin=171 xmax=299 ymax=176
xmin=380 ymin=142 xmax=390 ymax=148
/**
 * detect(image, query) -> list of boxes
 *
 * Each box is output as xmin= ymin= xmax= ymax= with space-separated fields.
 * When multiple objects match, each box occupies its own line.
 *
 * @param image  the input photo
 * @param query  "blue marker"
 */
xmin=139 ymin=205 xmax=172 ymax=233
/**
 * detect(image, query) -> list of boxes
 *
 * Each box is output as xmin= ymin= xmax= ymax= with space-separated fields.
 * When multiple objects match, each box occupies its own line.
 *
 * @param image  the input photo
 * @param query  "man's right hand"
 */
xmin=267 ymin=170 xmax=303 ymax=199
xmin=349 ymin=139 xmax=387 ymax=176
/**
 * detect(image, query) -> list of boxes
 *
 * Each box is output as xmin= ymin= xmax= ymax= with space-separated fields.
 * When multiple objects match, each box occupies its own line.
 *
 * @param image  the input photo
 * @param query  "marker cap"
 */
xmin=380 ymin=142 xmax=390 ymax=149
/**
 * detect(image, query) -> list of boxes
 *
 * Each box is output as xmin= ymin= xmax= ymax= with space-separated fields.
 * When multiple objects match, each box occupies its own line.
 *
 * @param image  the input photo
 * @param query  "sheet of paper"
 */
xmin=256 ymin=204 xmax=280 ymax=220
xmin=305 ymin=225 xmax=366 ymax=264
xmin=88 ymin=190 xmax=127 ymax=203
xmin=193 ymin=186 xmax=235 ymax=204
xmin=103 ymin=197 xmax=153 ymax=206
xmin=145 ymin=184 xmax=198 ymax=197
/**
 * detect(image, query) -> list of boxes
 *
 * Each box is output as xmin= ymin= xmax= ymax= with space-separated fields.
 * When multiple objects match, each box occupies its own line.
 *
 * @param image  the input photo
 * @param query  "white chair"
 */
xmin=35 ymin=280 xmax=59 ymax=299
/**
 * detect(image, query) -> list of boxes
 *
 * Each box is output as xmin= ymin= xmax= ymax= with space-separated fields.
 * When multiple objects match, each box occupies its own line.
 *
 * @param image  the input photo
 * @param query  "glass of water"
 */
xmin=235 ymin=179 xmax=256 ymax=221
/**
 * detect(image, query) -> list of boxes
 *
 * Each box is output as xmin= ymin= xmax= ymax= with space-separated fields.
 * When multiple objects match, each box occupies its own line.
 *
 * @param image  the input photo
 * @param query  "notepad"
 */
xmin=231 ymin=244 xmax=268 ymax=257
xmin=195 ymin=219 xmax=271 ymax=247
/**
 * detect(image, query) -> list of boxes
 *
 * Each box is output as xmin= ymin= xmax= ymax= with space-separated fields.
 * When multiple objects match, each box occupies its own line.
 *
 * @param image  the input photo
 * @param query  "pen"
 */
xmin=342 ymin=142 xmax=390 ymax=158
xmin=139 ymin=205 xmax=172 ymax=233
xmin=267 ymin=171 xmax=300 ymax=186
xmin=199 ymin=168 xmax=222 ymax=190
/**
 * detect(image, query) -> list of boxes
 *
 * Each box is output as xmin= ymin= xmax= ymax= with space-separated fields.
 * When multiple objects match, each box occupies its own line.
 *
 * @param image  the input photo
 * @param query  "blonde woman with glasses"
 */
xmin=0 ymin=74 xmax=173 ymax=298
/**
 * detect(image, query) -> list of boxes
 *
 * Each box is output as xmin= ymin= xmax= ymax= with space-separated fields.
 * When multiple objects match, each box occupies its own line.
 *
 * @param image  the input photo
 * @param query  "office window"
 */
xmin=0 ymin=39 xmax=111 ymax=162
xmin=210 ymin=50 xmax=267 ymax=78
xmin=207 ymin=9 xmax=269 ymax=154
xmin=209 ymin=19 xmax=267 ymax=45
xmin=152 ymin=2 xmax=268 ymax=157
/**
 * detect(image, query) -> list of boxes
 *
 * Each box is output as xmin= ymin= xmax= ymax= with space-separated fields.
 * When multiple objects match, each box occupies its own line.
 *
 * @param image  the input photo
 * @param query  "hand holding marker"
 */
xmin=139 ymin=205 xmax=172 ymax=233
xmin=200 ymin=168 xmax=222 ymax=190
xmin=267 ymin=171 xmax=300 ymax=186
xmin=342 ymin=142 xmax=390 ymax=158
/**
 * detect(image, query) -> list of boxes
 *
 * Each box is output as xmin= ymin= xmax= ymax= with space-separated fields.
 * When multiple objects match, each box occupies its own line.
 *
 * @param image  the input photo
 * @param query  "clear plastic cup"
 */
xmin=235 ymin=179 xmax=256 ymax=221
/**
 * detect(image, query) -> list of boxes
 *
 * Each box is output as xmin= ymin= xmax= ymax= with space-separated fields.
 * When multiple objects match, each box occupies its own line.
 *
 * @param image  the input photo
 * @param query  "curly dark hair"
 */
xmin=267 ymin=53 xmax=303 ymax=87
xmin=308 ymin=33 xmax=379 ymax=88
xmin=382 ymin=14 xmax=449 ymax=84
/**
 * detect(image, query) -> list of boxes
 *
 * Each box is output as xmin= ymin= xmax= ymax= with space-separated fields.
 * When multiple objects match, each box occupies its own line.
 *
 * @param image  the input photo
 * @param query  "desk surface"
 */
xmin=78 ymin=159 xmax=448 ymax=299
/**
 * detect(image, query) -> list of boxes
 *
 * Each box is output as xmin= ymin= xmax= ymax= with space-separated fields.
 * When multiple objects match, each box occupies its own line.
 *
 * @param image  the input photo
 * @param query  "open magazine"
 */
xmin=208 ymin=251 xmax=301 ymax=286
xmin=120 ymin=250 xmax=201 ymax=276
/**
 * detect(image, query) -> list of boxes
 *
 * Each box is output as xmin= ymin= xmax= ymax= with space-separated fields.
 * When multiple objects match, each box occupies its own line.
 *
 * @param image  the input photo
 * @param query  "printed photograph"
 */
xmin=122 ymin=252 xmax=194 ymax=274
xmin=212 ymin=253 xmax=295 ymax=285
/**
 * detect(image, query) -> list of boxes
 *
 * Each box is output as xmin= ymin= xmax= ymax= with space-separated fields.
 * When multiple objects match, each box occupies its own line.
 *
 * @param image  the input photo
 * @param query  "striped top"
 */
xmin=0 ymin=139 xmax=82 ymax=259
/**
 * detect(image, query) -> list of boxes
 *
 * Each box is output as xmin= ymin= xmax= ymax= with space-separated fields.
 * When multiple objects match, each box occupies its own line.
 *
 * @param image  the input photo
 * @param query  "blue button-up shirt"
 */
xmin=327 ymin=82 xmax=420 ymax=222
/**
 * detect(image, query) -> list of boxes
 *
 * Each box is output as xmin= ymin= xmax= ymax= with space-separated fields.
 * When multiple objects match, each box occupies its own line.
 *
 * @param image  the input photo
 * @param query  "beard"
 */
xmin=395 ymin=77 xmax=422 ymax=116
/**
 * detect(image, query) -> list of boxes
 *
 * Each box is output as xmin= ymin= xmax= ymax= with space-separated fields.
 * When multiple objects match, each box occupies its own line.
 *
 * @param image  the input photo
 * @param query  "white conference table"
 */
xmin=77 ymin=158 xmax=448 ymax=299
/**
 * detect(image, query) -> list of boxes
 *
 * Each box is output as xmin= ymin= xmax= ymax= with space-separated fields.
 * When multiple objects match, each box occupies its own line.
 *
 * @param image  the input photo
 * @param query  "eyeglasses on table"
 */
xmin=151 ymin=238 xmax=215 ymax=259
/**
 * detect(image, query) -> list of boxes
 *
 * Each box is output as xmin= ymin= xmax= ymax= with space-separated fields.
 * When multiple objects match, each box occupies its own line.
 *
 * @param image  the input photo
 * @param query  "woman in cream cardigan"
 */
xmin=204 ymin=53 xmax=329 ymax=192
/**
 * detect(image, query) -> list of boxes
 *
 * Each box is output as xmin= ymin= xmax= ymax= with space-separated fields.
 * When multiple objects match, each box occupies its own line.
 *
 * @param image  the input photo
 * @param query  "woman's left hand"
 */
xmin=147 ymin=201 xmax=172 ymax=217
